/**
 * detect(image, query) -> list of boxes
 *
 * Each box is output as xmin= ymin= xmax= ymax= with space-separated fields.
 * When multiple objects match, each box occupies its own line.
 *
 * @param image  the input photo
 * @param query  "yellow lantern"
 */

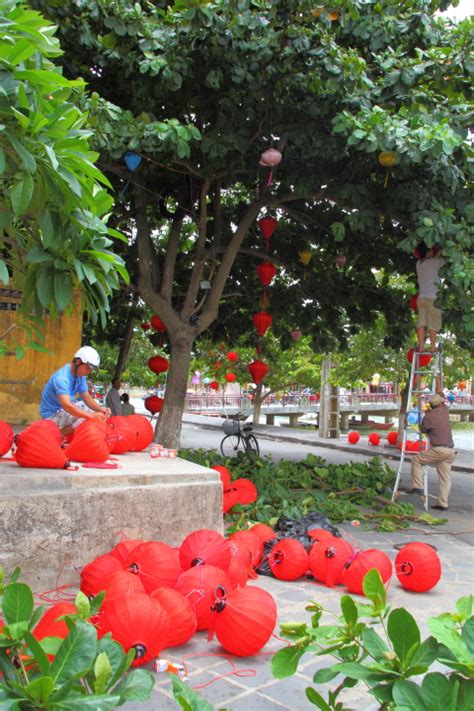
xmin=299 ymin=250 xmax=313 ymax=266
xmin=378 ymin=151 xmax=398 ymax=167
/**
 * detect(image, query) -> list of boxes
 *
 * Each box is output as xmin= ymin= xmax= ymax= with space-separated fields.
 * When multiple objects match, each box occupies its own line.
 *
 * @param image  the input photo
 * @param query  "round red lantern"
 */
xmin=309 ymin=538 xmax=354 ymax=588
xmin=228 ymin=530 xmax=263 ymax=569
xmin=24 ymin=419 xmax=62 ymax=445
xmin=150 ymin=315 xmax=167 ymax=333
xmin=409 ymin=294 xmax=418 ymax=311
xmin=14 ymin=426 xmax=69 ymax=469
xmin=127 ymin=541 xmax=182 ymax=592
xmin=210 ymin=585 xmax=277 ymax=656
xmin=394 ymin=542 xmax=441 ymax=592
xmin=268 ymin=539 xmax=309 ymax=581
xmin=107 ymin=416 xmax=136 ymax=454
xmin=252 ymin=311 xmax=273 ymax=337
xmin=226 ymin=351 xmax=238 ymax=363
xmin=458 ymin=381 xmax=467 ymax=390
xmin=258 ymin=216 xmax=278 ymax=240
xmin=407 ymin=348 xmax=432 ymax=367
xmin=250 ymin=523 xmax=275 ymax=544
xmin=66 ymin=420 xmax=110 ymax=463
xmin=174 ymin=565 xmax=230 ymax=631
xmin=209 ymin=380 xmax=220 ymax=390
xmin=248 ymin=359 xmax=269 ymax=385
xmin=387 ymin=431 xmax=398 ymax=445
xmin=99 ymin=570 xmax=145 ymax=605
xmin=179 ymin=529 xmax=231 ymax=572
xmin=144 ymin=395 xmax=164 ymax=415
xmin=212 ymin=464 xmax=231 ymax=489
xmin=368 ymin=432 xmax=380 ymax=446
xmin=347 ymin=431 xmax=360 ymax=444
xmin=80 ymin=554 xmax=123 ymax=597
xmin=232 ymin=478 xmax=258 ymax=505
xmin=256 ymin=261 xmax=277 ymax=286
xmin=33 ymin=602 xmax=77 ymax=642
xmin=126 ymin=414 xmax=154 ymax=451
xmin=226 ymin=555 xmax=249 ymax=589
xmin=147 ymin=355 xmax=169 ymax=374
xmin=140 ymin=322 xmax=151 ymax=331
xmin=109 ymin=538 xmax=144 ymax=565
xmin=307 ymin=528 xmax=334 ymax=544
xmin=342 ymin=549 xmax=392 ymax=596
xmin=225 ymin=372 xmax=237 ymax=383
xmin=223 ymin=489 xmax=240 ymax=514
xmin=150 ymin=587 xmax=197 ymax=647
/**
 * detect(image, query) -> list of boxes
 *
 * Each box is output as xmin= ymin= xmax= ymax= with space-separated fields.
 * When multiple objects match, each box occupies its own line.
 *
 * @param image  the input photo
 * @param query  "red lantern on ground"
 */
xmin=140 ymin=322 xmax=151 ymax=331
xmin=395 ymin=542 xmax=441 ymax=592
xmin=342 ymin=549 xmax=392 ymax=596
xmin=252 ymin=311 xmax=273 ymax=337
xmin=99 ymin=593 xmax=170 ymax=666
xmin=210 ymin=585 xmax=277 ymax=656
xmin=212 ymin=464 xmax=231 ymax=489
xmin=258 ymin=216 xmax=278 ymax=240
xmin=14 ymin=427 xmax=69 ymax=469
xmin=150 ymin=587 xmax=197 ymax=646
xmin=127 ymin=541 xmax=182 ymax=592
xmin=0 ymin=420 xmax=14 ymax=457
xmin=307 ymin=528 xmax=334 ymax=544
xmin=127 ymin=414 xmax=154 ymax=451
xmin=347 ymin=431 xmax=360 ymax=444
xmin=26 ymin=419 xmax=62 ymax=445
xmin=99 ymin=570 xmax=145 ymax=605
xmin=223 ymin=489 xmax=240 ymax=514
xmin=33 ymin=602 xmax=77 ymax=641
xmin=228 ymin=530 xmax=263 ymax=569
xmin=80 ymin=554 xmax=123 ymax=597
xmin=150 ymin=315 xmax=167 ymax=333
xmin=144 ymin=396 xmax=164 ymax=415
xmin=407 ymin=348 xmax=432 ymax=367
xmin=409 ymin=294 xmax=418 ymax=311
xmin=309 ymin=538 xmax=354 ymax=588
xmin=174 ymin=565 xmax=230 ymax=631
xmin=269 ymin=539 xmax=309 ymax=581
xmin=226 ymin=554 xmax=250 ymax=589
xmin=66 ymin=420 xmax=110 ymax=463
xmin=225 ymin=372 xmax=237 ymax=383
xmin=226 ymin=351 xmax=238 ymax=363
xmin=179 ymin=529 xmax=231 ymax=572
xmin=256 ymin=261 xmax=277 ymax=286
xmin=250 ymin=523 xmax=275 ymax=544
xmin=387 ymin=431 xmax=398 ymax=445
xmin=248 ymin=359 xmax=269 ymax=385
xmin=107 ymin=416 xmax=136 ymax=454
xmin=209 ymin=380 xmax=220 ymax=391
xmin=109 ymin=538 xmax=144 ymax=565
xmin=232 ymin=479 xmax=258 ymax=505
xmin=147 ymin=355 xmax=169 ymax=373
xmin=368 ymin=432 xmax=380 ymax=446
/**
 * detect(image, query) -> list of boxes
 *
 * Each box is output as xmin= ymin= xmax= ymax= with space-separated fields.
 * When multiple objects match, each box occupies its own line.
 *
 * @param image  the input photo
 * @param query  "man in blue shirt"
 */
xmin=40 ymin=346 xmax=111 ymax=435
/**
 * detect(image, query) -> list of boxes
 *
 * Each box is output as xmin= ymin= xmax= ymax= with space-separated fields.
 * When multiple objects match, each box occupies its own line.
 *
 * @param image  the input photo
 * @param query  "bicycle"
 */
xmin=220 ymin=413 xmax=260 ymax=457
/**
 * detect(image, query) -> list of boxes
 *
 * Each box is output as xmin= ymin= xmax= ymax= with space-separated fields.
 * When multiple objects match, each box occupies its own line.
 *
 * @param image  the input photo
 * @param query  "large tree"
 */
xmin=32 ymin=0 xmax=473 ymax=447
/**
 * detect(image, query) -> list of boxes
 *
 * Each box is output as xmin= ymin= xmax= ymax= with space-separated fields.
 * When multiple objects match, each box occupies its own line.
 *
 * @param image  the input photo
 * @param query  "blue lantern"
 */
xmin=123 ymin=151 xmax=142 ymax=172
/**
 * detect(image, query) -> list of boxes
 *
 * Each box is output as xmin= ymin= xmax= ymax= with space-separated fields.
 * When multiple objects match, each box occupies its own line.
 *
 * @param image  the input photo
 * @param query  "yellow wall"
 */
xmin=0 ymin=291 xmax=83 ymax=424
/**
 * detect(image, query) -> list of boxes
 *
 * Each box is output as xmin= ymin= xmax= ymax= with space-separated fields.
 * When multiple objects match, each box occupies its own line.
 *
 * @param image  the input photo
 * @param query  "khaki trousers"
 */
xmin=411 ymin=446 xmax=455 ymax=508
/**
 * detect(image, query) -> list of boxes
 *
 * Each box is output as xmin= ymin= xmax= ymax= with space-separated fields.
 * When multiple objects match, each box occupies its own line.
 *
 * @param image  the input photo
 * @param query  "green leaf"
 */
xmin=462 ymin=616 xmax=474 ymax=656
xmin=94 ymin=652 xmax=113 ymax=694
xmin=2 ymin=582 xmax=34 ymax=625
xmin=74 ymin=591 xmax=90 ymax=621
xmin=97 ymin=635 xmax=130 ymax=687
xmin=170 ymin=674 xmax=216 ymax=710
xmin=0 ymin=260 xmax=9 ymax=285
xmin=24 ymin=676 xmax=54 ymax=704
xmin=10 ymin=173 xmax=34 ymax=216
xmin=362 ymin=627 xmax=389 ymax=661
xmin=39 ymin=210 xmax=55 ymax=248
xmin=340 ymin=595 xmax=358 ymax=626
xmin=362 ymin=569 xmax=386 ymax=609
xmin=420 ymin=672 xmax=458 ymax=711
xmin=334 ymin=662 xmax=374 ymax=680
xmin=392 ymin=679 xmax=426 ymax=710
xmin=53 ymin=694 xmax=121 ymax=709
xmin=429 ymin=618 xmax=472 ymax=664
xmin=0 ymin=148 xmax=5 ymax=174
xmin=410 ymin=636 xmax=439 ymax=668
xmin=27 ymin=245 xmax=50 ymax=264
xmin=331 ymin=221 xmax=346 ymax=242
xmin=5 ymin=131 xmax=37 ymax=173
xmin=37 ymin=269 xmax=54 ymax=307
xmin=24 ymin=631 xmax=50 ymax=676
xmin=50 ymin=619 xmax=97 ymax=686
xmin=114 ymin=667 xmax=154 ymax=702
xmin=387 ymin=608 xmax=420 ymax=664
xmin=456 ymin=596 xmax=473 ymax=620
xmin=312 ymin=667 xmax=339 ymax=684
xmin=271 ymin=645 xmax=305 ymax=679
xmin=305 ymin=687 xmax=332 ymax=710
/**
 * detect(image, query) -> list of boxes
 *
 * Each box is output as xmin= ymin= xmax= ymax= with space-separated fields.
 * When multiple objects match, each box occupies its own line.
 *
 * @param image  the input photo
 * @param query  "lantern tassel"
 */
xmin=266 ymin=169 xmax=273 ymax=187
xmin=383 ymin=169 xmax=389 ymax=189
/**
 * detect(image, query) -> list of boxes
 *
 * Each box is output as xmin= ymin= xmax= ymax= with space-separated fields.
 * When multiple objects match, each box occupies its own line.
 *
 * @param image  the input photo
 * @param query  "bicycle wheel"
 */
xmin=245 ymin=434 xmax=260 ymax=456
xmin=221 ymin=434 xmax=244 ymax=457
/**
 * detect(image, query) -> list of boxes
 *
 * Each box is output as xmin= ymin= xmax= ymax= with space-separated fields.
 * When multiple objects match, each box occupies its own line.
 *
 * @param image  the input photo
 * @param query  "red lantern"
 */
xmin=250 ymin=523 xmax=275 ymax=544
xmin=140 ymin=322 xmax=151 ymax=331
xmin=258 ymin=216 xmax=278 ymax=240
xmin=223 ymin=489 xmax=240 ymax=514
xmin=387 ymin=431 xmax=398 ymax=445
xmin=225 ymin=372 xmax=237 ymax=383
xmin=179 ymin=529 xmax=231 ymax=572
xmin=126 ymin=414 xmax=154 ymax=451
xmin=228 ymin=530 xmax=263 ymax=569
xmin=26 ymin=419 xmax=62 ymax=445
xmin=210 ymin=585 xmax=277 ymax=656
xmin=150 ymin=315 xmax=167 ymax=333
xmin=212 ymin=464 xmax=231 ymax=490
xmin=33 ymin=602 xmax=77 ymax=655
xmin=256 ymin=261 xmax=277 ymax=286
xmin=226 ymin=555 xmax=249 ymax=589
xmin=399 ymin=439 xmax=427 ymax=452
xmin=144 ymin=395 xmax=164 ymax=414
xmin=407 ymin=348 xmax=432 ymax=367
xmin=209 ymin=380 xmax=220 ymax=390
xmin=147 ymin=355 xmax=169 ymax=374
xmin=252 ymin=311 xmax=273 ymax=337
xmin=309 ymin=538 xmax=354 ymax=588
xmin=342 ymin=549 xmax=392 ymax=596
xmin=395 ymin=542 xmax=441 ymax=592
xmin=0 ymin=420 xmax=14 ymax=456
xmin=409 ymin=294 xmax=418 ymax=311
xmin=226 ymin=351 xmax=239 ymax=363
xmin=248 ymin=359 xmax=269 ymax=385
xmin=109 ymin=538 xmax=144 ymax=565
xmin=232 ymin=478 xmax=258 ymax=505
xmin=347 ymin=431 xmax=360 ymax=444
xmin=150 ymin=587 xmax=197 ymax=647
xmin=14 ymin=427 xmax=68 ymax=469
xmin=127 ymin=541 xmax=182 ymax=592
xmin=107 ymin=416 xmax=136 ymax=454
xmin=99 ymin=593 xmax=170 ymax=666
xmin=269 ymin=539 xmax=309 ymax=581
xmin=307 ymin=528 xmax=334 ymax=544
xmin=368 ymin=432 xmax=380 ymax=446
xmin=66 ymin=420 xmax=110 ymax=463
xmin=174 ymin=565 xmax=230 ymax=631
xmin=80 ymin=554 xmax=123 ymax=597
xmin=99 ymin=570 xmax=145 ymax=605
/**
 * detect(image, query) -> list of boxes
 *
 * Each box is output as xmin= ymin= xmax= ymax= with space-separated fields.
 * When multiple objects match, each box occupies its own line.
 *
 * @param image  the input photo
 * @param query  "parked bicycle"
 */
xmin=220 ymin=413 xmax=260 ymax=457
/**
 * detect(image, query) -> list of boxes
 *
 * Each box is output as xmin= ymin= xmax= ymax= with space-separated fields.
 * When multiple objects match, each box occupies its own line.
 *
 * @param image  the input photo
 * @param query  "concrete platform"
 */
xmin=0 ymin=453 xmax=222 ymax=589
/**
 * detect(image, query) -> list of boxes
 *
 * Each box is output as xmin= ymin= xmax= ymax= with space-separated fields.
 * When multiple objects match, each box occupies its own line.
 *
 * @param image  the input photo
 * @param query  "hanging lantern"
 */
xmin=25 ymin=419 xmax=62 ymax=445
xmin=252 ymin=311 xmax=273 ymax=337
xmin=80 ymin=554 xmax=123 ymax=597
xmin=387 ymin=431 xmax=398 ymax=445
xmin=248 ymin=359 xmax=269 ymax=385
xmin=212 ymin=464 xmax=232 ymax=490
xmin=123 ymin=151 xmax=142 ymax=172
xmin=342 ymin=549 xmax=393 ymax=596
xmin=458 ymin=381 xmax=467 ymax=390
xmin=174 ymin=565 xmax=230 ymax=631
xmin=33 ymin=602 xmax=77 ymax=643
xmin=127 ymin=541 xmax=182 ymax=592
xmin=256 ymin=261 xmax=277 ymax=286
xmin=308 ymin=538 xmax=354 ymax=588
xmin=0 ymin=420 xmax=14 ymax=457
xmin=109 ymin=538 xmax=144 ymax=565
xmin=99 ymin=593 xmax=170 ymax=666
xmin=150 ymin=587 xmax=197 ymax=647
xmin=291 ymin=329 xmax=302 ymax=340
xmin=268 ymin=539 xmax=309 ymax=581
xmin=179 ymin=529 xmax=231 ymax=572
xmin=378 ymin=151 xmax=398 ymax=167
xmin=225 ymin=372 xmax=237 ymax=383
xmin=395 ymin=542 xmax=441 ymax=592
xmin=107 ymin=416 xmax=136 ymax=455
xmin=150 ymin=315 xmax=167 ymax=333
xmin=250 ymin=523 xmax=275 ymax=544
xmin=227 ymin=530 xmax=263 ymax=569
xmin=144 ymin=396 xmax=164 ymax=415
xmin=258 ymin=217 xmax=278 ymax=240
xmin=147 ymin=355 xmax=169 ymax=373
xmin=259 ymin=148 xmax=282 ymax=167
xmin=368 ymin=432 xmax=380 ymax=446
xmin=298 ymin=250 xmax=313 ymax=266
xmin=210 ymin=585 xmax=277 ymax=656
xmin=335 ymin=255 xmax=347 ymax=268
xmin=209 ymin=380 xmax=220 ymax=391
xmin=226 ymin=351 xmax=239 ymax=363
xmin=347 ymin=431 xmax=360 ymax=444
xmin=232 ymin=478 xmax=258 ymax=505
xmin=409 ymin=294 xmax=418 ymax=311
xmin=140 ymin=322 xmax=151 ymax=331
xmin=407 ymin=348 xmax=432 ymax=367
xmin=14 ymin=427 xmax=69 ymax=469
xmin=66 ymin=420 xmax=110 ymax=463
xmin=99 ymin=570 xmax=145 ymax=605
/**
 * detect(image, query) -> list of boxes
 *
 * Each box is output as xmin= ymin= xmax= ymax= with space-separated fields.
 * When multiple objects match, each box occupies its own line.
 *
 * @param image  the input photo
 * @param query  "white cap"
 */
xmin=74 ymin=346 xmax=100 ymax=369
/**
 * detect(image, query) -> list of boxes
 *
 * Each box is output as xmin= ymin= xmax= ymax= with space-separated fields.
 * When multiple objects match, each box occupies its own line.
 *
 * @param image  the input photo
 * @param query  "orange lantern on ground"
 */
xmin=150 ymin=315 xmax=167 ymax=333
xmin=14 ymin=427 xmax=69 ymax=469
xmin=212 ymin=464 xmax=232 ymax=489
xmin=127 ymin=541 xmax=182 ymax=592
xmin=179 ymin=529 xmax=231 ymax=572
xmin=225 ymin=372 xmax=237 ymax=383
xmin=256 ymin=261 xmax=277 ymax=286
xmin=223 ymin=489 xmax=240 ymax=514
xmin=147 ymin=355 xmax=169 ymax=373
xmin=232 ymin=478 xmax=258 ymax=505
xmin=248 ymin=359 xmax=269 ymax=385
xmin=228 ymin=530 xmax=263 ymax=569
xmin=342 ymin=549 xmax=392 ymax=596
xmin=395 ymin=542 xmax=441 ymax=592
xmin=307 ymin=528 xmax=334 ymax=544
xmin=150 ymin=587 xmax=197 ymax=646
xmin=26 ymin=419 xmax=62 ymax=445
xmin=250 ymin=523 xmax=275 ymax=544
xmin=107 ymin=416 xmax=136 ymax=454
xmin=268 ymin=539 xmax=309 ymax=581
xmin=99 ymin=570 xmax=145 ymax=605
xmin=309 ymin=538 xmax=354 ymax=588
xmin=109 ymin=538 xmax=144 ymax=565
xmin=252 ymin=311 xmax=273 ymax=337
xmin=347 ymin=431 xmax=360 ymax=444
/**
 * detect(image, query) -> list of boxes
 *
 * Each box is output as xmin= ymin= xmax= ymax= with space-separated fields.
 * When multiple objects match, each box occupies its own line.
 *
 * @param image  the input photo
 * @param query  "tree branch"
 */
xmin=181 ymin=178 xmax=211 ymax=318
xmin=161 ymin=211 xmax=185 ymax=302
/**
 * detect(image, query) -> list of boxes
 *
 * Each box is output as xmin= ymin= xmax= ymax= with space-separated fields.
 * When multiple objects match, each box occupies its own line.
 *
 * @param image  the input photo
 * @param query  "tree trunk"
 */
xmin=114 ymin=312 xmax=135 ymax=380
xmin=252 ymin=383 xmax=263 ymax=426
xmin=155 ymin=327 xmax=194 ymax=449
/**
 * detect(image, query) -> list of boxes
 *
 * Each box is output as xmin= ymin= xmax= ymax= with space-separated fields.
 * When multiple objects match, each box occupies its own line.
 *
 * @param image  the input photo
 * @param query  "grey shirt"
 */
xmin=105 ymin=387 xmax=122 ymax=416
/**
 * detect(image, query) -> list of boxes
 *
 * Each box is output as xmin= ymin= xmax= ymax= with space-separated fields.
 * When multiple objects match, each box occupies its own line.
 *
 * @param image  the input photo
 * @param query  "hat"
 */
xmin=74 ymin=346 xmax=100 ymax=369
xmin=429 ymin=393 xmax=444 ymax=408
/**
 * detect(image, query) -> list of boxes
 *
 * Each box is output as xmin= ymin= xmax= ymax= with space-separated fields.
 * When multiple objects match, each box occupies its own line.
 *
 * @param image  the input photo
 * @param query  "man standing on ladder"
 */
xmin=415 ymin=242 xmax=443 ymax=353
xmin=407 ymin=393 xmax=455 ymax=512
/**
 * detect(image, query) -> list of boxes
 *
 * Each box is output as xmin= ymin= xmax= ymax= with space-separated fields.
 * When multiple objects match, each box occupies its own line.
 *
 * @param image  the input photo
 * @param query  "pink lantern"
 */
xmin=259 ymin=148 xmax=282 ymax=166
xmin=291 ymin=329 xmax=302 ymax=340
xmin=335 ymin=255 xmax=347 ymax=268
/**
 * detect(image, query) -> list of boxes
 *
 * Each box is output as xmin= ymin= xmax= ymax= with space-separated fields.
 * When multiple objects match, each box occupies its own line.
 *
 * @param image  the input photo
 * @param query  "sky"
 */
xmin=443 ymin=0 xmax=473 ymax=20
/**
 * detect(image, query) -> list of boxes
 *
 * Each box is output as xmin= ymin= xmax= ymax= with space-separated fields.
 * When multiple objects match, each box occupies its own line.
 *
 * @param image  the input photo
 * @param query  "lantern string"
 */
xmin=178 ymin=653 xmax=256 ymax=690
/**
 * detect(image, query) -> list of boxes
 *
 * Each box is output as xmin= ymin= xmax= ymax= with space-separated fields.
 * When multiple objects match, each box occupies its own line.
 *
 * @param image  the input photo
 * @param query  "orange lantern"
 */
xmin=250 ymin=523 xmax=275 ymax=544
xmin=458 ymin=381 xmax=467 ymax=390
xmin=14 ymin=426 xmax=68 ymax=469
xmin=109 ymin=538 xmax=144 ymax=565
xmin=387 ymin=431 xmax=398 ymax=445
xmin=298 ymin=250 xmax=312 ymax=266
xmin=368 ymin=432 xmax=380 ymax=446
xmin=407 ymin=348 xmax=432 ymax=367
xmin=107 ymin=416 xmax=136 ymax=454
xmin=409 ymin=294 xmax=418 ymax=311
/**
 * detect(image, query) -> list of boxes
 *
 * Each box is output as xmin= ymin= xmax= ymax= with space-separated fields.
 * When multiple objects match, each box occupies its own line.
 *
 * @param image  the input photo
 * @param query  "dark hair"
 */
xmin=112 ymin=377 xmax=120 ymax=385
xmin=417 ymin=242 xmax=429 ymax=259
xmin=121 ymin=393 xmax=129 ymax=403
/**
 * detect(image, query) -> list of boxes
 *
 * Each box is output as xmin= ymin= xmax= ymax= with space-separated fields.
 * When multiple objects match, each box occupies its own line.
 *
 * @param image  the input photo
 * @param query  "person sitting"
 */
xmin=40 ymin=346 xmax=110 ymax=436
xmin=105 ymin=377 xmax=122 ymax=416
xmin=415 ymin=242 xmax=443 ymax=352
xmin=120 ymin=393 xmax=135 ymax=416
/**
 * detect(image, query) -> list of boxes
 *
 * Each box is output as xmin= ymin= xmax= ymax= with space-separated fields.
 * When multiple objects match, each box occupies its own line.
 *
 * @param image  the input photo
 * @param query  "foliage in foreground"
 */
xmin=0 ymin=568 xmax=154 ymax=710
xmin=180 ymin=449 xmax=447 ymax=532
xmin=272 ymin=569 xmax=474 ymax=711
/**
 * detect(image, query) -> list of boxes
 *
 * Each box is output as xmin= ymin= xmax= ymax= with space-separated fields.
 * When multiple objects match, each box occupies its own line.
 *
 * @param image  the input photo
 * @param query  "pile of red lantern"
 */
xmin=212 ymin=464 xmax=258 ymax=513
